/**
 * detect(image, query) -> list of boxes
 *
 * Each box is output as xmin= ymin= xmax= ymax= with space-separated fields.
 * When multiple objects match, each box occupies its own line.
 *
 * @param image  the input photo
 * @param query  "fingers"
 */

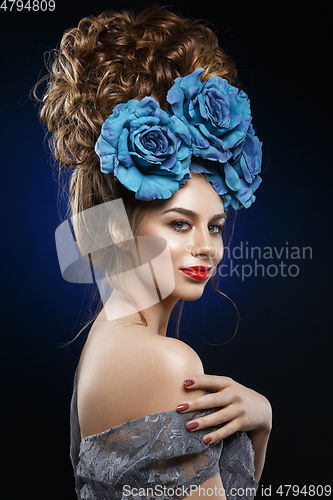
xmin=177 ymin=376 xmax=239 ymax=413
xmin=179 ymin=374 xmax=272 ymax=446
xmin=201 ymin=418 xmax=245 ymax=445
xmin=177 ymin=375 xmax=235 ymax=411
xmin=184 ymin=374 xmax=233 ymax=391
xmin=178 ymin=374 xmax=249 ymax=445
xmin=177 ymin=390 xmax=235 ymax=413
xmin=185 ymin=403 xmax=245 ymax=436
xmin=186 ymin=407 xmax=246 ymax=446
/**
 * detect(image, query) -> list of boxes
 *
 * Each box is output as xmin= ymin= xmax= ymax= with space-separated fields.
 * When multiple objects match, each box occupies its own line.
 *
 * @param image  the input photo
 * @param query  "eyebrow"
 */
xmin=161 ymin=207 xmax=227 ymax=220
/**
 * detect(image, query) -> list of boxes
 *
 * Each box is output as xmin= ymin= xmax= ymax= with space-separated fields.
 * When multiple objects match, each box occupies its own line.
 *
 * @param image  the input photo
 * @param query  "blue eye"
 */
xmin=208 ymin=224 xmax=226 ymax=234
xmin=169 ymin=220 xmax=191 ymax=231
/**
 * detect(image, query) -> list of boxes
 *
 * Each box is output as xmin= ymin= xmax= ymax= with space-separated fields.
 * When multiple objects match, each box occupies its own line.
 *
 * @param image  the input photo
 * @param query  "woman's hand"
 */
xmin=176 ymin=374 xmax=272 ymax=444
xmin=176 ymin=374 xmax=272 ymax=480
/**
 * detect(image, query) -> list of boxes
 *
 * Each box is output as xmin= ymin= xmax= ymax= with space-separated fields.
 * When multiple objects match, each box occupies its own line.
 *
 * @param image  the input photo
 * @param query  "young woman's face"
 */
xmin=136 ymin=174 xmax=226 ymax=302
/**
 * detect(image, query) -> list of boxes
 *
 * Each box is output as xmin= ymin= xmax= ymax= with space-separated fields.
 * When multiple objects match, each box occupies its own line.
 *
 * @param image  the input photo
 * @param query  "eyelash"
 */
xmin=168 ymin=220 xmax=226 ymax=235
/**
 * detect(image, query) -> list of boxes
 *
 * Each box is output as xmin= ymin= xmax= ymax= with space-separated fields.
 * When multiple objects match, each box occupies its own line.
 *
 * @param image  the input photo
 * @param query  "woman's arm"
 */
xmin=247 ymin=425 xmax=271 ymax=481
xmin=176 ymin=375 xmax=272 ymax=482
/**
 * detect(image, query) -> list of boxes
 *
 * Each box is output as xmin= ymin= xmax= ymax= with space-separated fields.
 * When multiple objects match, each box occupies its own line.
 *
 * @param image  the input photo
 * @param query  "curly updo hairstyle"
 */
xmin=38 ymin=4 xmax=237 ymax=226
xmin=37 ymin=5 xmax=240 ymax=336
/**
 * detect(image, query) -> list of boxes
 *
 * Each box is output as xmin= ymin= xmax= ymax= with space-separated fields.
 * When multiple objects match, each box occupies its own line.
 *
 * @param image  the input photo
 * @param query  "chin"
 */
xmin=172 ymin=284 xmax=206 ymax=302
xmin=185 ymin=293 xmax=204 ymax=302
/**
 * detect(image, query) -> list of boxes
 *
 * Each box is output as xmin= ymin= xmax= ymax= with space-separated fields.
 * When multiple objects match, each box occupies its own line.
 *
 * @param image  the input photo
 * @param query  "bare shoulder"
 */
xmin=77 ymin=318 xmax=205 ymax=439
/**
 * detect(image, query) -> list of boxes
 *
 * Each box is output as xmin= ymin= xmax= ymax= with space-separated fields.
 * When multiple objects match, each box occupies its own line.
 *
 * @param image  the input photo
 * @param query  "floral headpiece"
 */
xmin=95 ymin=68 xmax=262 ymax=210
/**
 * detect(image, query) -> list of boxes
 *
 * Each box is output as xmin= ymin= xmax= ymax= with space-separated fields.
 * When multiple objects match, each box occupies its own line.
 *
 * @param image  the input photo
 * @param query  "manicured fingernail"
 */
xmin=187 ymin=422 xmax=199 ymax=431
xmin=176 ymin=403 xmax=190 ymax=412
xmin=184 ymin=379 xmax=195 ymax=387
xmin=203 ymin=437 xmax=212 ymax=444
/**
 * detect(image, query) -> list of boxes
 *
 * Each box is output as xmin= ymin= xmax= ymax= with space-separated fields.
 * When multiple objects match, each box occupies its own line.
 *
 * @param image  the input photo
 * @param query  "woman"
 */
xmin=38 ymin=6 xmax=272 ymax=499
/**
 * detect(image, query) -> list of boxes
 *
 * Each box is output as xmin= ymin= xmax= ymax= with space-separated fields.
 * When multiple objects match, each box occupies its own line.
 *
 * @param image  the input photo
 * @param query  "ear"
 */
xmin=108 ymin=216 xmax=132 ymax=252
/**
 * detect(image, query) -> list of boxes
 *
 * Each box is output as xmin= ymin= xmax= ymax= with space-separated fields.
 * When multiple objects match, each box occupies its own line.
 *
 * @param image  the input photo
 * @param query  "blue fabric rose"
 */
xmin=190 ymin=124 xmax=262 ymax=210
xmin=167 ymin=69 xmax=262 ymax=209
xmin=167 ymin=68 xmax=251 ymax=163
xmin=95 ymin=97 xmax=191 ymax=200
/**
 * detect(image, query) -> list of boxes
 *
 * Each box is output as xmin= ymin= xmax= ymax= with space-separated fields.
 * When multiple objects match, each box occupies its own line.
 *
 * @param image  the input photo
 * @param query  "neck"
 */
xmin=141 ymin=295 xmax=180 ymax=336
xmin=101 ymin=274 xmax=179 ymax=337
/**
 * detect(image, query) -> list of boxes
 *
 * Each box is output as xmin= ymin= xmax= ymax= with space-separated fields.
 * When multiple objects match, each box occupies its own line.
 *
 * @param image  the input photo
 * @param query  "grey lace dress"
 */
xmin=70 ymin=368 xmax=258 ymax=499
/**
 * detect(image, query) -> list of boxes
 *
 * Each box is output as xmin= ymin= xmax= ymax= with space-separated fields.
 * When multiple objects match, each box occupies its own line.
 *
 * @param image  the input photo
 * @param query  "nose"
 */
xmin=190 ymin=228 xmax=218 ymax=259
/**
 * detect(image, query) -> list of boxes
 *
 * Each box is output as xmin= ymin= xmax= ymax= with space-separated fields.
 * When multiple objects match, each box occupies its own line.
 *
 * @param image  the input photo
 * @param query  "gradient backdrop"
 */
xmin=1 ymin=1 xmax=332 ymax=498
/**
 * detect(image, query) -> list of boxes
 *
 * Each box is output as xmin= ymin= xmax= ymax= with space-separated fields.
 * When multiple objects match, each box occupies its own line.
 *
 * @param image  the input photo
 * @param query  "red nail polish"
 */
xmin=187 ymin=422 xmax=199 ymax=431
xmin=203 ymin=437 xmax=212 ymax=444
xmin=184 ymin=379 xmax=195 ymax=387
xmin=176 ymin=403 xmax=190 ymax=412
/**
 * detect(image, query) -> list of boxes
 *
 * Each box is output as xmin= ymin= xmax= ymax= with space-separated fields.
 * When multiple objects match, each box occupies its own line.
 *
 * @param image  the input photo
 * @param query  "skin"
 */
xmin=77 ymin=174 xmax=272 ymax=498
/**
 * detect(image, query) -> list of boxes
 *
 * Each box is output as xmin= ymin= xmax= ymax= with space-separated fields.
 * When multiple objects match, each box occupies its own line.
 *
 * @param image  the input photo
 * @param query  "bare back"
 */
xmin=77 ymin=311 xmax=206 ymax=437
xmin=76 ymin=312 xmax=226 ymax=498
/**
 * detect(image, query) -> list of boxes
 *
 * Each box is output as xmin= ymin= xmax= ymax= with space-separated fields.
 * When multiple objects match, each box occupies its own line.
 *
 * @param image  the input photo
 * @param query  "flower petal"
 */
xmin=224 ymin=163 xmax=241 ymax=191
xmin=114 ymin=162 xmax=142 ymax=191
xmin=117 ymin=128 xmax=134 ymax=168
xmin=135 ymin=175 xmax=180 ymax=200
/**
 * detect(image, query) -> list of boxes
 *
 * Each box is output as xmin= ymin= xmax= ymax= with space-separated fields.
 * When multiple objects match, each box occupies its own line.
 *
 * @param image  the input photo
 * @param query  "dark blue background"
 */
xmin=1 ymin=1 xmax=332 ymax=498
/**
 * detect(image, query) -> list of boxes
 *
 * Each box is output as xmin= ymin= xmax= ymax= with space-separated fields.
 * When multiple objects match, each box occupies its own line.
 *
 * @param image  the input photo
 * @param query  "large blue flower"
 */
xmin=167 ymin=68 xmax=252 ymax=163
xmin=190 ymin=124 xmax=262 ymax=210
xmin=95 ymin=97 xmax=191 ymax=200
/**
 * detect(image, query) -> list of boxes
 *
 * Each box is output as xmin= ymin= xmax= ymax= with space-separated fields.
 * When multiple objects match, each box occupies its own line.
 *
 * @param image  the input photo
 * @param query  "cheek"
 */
xmin=215 ymin=239 xmax=224 ymax=262
xmin=170 ymin=243 xmax=199 ymax=273
xmin=163 ymin=236 xmax=187 ymax=261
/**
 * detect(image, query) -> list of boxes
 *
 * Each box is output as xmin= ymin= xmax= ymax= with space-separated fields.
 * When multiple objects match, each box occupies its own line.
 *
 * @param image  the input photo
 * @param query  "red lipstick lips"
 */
xmin=180 ymin=266 xmax=211 ymax=282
